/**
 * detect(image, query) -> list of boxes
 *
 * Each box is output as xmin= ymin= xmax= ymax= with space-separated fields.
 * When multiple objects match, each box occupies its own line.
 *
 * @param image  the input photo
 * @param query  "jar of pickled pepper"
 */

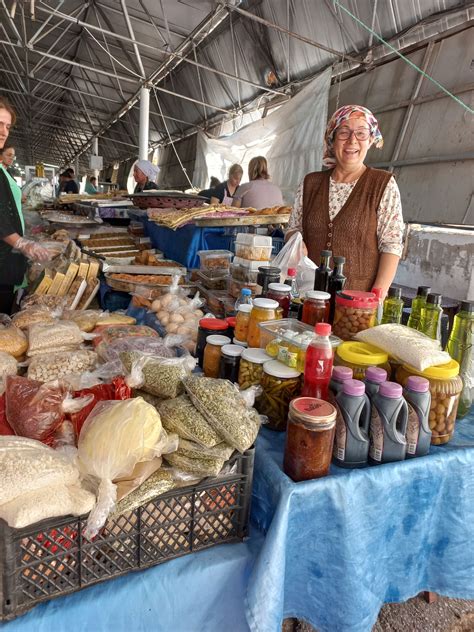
xmin=283 ymin=397 xmax=337 ymax=481
xmin=256 ymin=360 xmax=301 ymax=431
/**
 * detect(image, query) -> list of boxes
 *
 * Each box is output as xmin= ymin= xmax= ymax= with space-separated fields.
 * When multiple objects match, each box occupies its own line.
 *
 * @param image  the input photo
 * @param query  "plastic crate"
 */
xmin=0 ymin=449 xmax=254 ymax=621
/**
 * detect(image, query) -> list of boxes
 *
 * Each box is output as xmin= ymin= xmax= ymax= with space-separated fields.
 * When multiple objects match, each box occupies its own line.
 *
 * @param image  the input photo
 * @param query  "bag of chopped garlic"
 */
xmin=122 ymin=351 xmax=197 ymax=400
xmin=0 ymin=314 xmax=28 ymax=358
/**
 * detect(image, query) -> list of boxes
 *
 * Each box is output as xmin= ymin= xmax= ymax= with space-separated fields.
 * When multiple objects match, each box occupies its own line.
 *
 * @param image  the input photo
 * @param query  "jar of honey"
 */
xmin=301 ymin=291 xmax=331 ymax=326
xmin=247 ymin=298 xmax=280 ymax=348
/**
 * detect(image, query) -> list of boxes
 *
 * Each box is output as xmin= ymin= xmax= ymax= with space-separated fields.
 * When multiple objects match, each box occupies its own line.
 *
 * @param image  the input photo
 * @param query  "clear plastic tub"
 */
xmin=233 ymin=256 xmax=269 ymax=270
xmin=227 ymin=277 xmax=259 ymax=299
xmin=197 ymin=250 xmax=233 ymax=272
xmin=196 ymin=269 xmax=228 ymax=291
xmin=234 ymin=234 xmax=273 ymax=261
xmin=230 ymin=264 xmax=259 ymax=284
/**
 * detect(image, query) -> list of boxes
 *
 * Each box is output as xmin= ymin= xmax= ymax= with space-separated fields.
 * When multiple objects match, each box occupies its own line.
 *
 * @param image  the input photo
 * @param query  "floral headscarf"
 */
xmin=323 ymin=105 xmax=383 ymax=167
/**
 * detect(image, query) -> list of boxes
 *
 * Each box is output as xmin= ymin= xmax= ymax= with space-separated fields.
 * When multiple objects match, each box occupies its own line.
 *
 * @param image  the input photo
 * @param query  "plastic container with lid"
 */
xmin=283 ymin=398 xmax=337 ymax=481
xmin=267 ymin=283 xmax=291 ymax=318
xmin=256 ymin=360 xmax=301 ymax=431
xmin=197 ymin=249 xmax=233 ymax=272
xmin=364 ymin=366 xmax=388 ymax=398
xmin=335 ymin=341 xmax=391 ymax=381
xmin=238 ymin=347 xmax=271 ymax=389
xmin=333 ymin=290 xmax=378 ymax=340
xmin=247 ymin=298 xmax=280 ymax=348
xmin=203 ymin=334 xmax=231 ymax=378
xmin=396 ymin=360 xmax=462 ymax=445
xmin=219 ymin=344 xmax=244 ymax=383
xmin=446 ymin=300 xmax=473 ymax=418
xmin=333 ymin=379 xmax=371 ymax=468
xmin=301 ymin=291 xmax=331 ymax=326
xmin=196 ymin=318 xmax=230 ymax=368
xmin=235 ymin=304 xmax=252 ymax=342
xmin=228 ymin=277 xmax=258 ymax=300
xmin=230 ymin=263 xmax=260 ymax=285
xmin=403 ymin=375 xmax=432 ymax=458
xmin=256 ymin=266 xmax=281 ymax=296
xmin=233 ymin=337 xmax=248 ymax=348
xmin=234 ymin=234 xmax=273 ymax=261
xmin=369 ymin=381 xmax=408 ymax=464
xmin=195 ymin=269 xmax=228 ymax=291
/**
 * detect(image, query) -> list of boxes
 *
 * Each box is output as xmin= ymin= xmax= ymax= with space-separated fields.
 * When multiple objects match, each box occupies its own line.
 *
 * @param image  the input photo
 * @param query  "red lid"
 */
xmin=315 ymin=322 xmax=331 ymax=336
xmin=287 ymin=268 xmax=297 ymax=277
xmin=336 ymin=290 xmax=378 ymax=309
xmin=199 ymin=318 xmax=228 ymax=331
xmin=371 ymin=287 xmax=383 ymax=300
xmin=226 ymin=316 xmax=236 ymax=328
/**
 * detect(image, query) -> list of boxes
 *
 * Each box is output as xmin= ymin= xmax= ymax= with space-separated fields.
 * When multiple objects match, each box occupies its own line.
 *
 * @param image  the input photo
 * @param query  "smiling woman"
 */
xmin=286 ymin=105 xmax=404 ymax=297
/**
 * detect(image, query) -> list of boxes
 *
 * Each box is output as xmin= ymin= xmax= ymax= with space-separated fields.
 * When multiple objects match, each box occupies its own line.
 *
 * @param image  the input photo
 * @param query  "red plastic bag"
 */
xmin=0 ymin=394 xmax=14 ymax=436
xmin=69 ymin=377 xmax=132 ymax=438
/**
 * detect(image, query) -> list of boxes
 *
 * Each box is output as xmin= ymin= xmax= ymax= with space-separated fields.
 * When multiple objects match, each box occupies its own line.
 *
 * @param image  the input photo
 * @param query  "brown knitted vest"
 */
xmin=302 ymin=167 xmax=392 ymax=291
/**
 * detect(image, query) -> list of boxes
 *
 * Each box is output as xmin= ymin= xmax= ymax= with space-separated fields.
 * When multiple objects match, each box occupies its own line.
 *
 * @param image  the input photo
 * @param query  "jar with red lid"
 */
xmin=332 ymin=291 xmax=378 ymax=341
xmin=301 ymin=291 xmax=330 ymax=326
xmin=283 ymin=397 xmax=337 ymax=481
xmin=226 ymin=316 xmax=236 ymax=339
xmin=266 ymin=283 xmax=291 ymax=318
xmin=196 ymin=318 xmax=229 ymax=368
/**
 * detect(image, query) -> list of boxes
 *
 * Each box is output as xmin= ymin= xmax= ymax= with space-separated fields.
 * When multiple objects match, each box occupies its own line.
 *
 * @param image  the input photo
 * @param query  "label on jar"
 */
xmin=277 ymin=345 xmax=298 ymax=368
xmin=333 ymin=407 xmax=347 ymax=461
xmin=406 ymin=403 xmax=420 ymax=455
xmin=369 ymin=408 xmax=384 ymax=461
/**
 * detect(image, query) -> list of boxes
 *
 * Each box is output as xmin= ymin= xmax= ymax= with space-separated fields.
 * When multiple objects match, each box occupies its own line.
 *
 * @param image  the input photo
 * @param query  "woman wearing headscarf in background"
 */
xmin=209 ymin=164 xmax=243 ymax=205
xmin=0 ymin=98 xmax=51 ymax=314
xmin=133 ymin=160 xmax=160 ymax=193
xmin=286 ymin=105 xmax=404 ymax=297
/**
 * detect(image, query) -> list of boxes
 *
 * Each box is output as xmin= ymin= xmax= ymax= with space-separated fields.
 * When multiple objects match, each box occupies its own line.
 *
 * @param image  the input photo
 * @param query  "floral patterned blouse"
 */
xmin=288 ymin=174 xmax=405 ymax=257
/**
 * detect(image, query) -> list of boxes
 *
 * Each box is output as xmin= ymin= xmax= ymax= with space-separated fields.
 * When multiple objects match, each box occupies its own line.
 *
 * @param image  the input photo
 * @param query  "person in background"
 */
xmin=59 ymin=171 xmax=79 ymax=194
xmin=232 ymin=156 xmax=283 ymax=210
xmin=133 ymin=160 xmax=159 ymax=193
xmin=0 ymin=97 xmax=51 ymax=314
xmin=198 ymin=176 xmax=221 ymax=202
xmin=209 ymin=164 xmax=243 ymax=205
xmin=85 ymin=175 xmax=98 ymax=194
xmin=0 ymin=144 xmax=15 ymax=175
xmin=286 ymin=105 xmax=404 ymax=296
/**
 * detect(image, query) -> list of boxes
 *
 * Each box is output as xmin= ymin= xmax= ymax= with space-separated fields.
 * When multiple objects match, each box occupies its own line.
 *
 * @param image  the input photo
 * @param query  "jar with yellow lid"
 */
xmin=247 ymin=298 xmax=280 ymax=348
xmin=334 ymin=341 xmax=391 ymax=381
xmin=395 ymin=360 xmax=462 ymax=445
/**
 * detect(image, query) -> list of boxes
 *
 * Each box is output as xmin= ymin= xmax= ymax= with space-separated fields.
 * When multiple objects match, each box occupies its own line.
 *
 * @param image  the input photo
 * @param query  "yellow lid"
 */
xmin=402 ymin=358 xmax=460 ymax=379
xmin=336 ymin=341 xmax=388 ymax=366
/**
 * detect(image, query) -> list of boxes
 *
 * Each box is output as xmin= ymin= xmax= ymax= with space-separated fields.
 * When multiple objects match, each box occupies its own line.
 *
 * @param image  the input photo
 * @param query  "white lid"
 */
xmin=233 ymin=338 xmax=248 ymax=347
xmin=306 ymin=291 xmax=331 ymax=300
xmin=235 ymin=233 xmax=272 ymax=246
xmin=241 ymin=348 xmax=271 ymax=364
xmin=221 ymin=344 xmax=244 ymax=357
xmin=206 ymin=335 xmax=231 ymax=346
xmin=253 ymin=298 xmax=279 ymax=309
xmin=268 ymin=283 xmax=291 ymax=293
xmin=263 ymin=360 xmax=301 ymax=378
xmin=233 ymin=256 xmax=269 ymax=270
xmin=238 ymin=304 xmax=253 ymax=313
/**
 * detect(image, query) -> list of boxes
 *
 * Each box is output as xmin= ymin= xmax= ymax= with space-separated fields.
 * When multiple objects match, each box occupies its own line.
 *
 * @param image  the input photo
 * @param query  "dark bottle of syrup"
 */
xmin=314 ymin=250 xmax=332 ymax=293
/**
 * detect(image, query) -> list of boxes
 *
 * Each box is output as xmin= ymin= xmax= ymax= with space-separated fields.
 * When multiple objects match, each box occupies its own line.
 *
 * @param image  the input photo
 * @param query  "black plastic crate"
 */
xmin=0 ymin=449 xmax=254 ymax=621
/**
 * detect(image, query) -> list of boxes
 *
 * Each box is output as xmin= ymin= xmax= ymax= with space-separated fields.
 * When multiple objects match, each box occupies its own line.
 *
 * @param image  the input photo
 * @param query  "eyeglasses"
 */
xmin=335 ymin=128 xmax=371 ymax=141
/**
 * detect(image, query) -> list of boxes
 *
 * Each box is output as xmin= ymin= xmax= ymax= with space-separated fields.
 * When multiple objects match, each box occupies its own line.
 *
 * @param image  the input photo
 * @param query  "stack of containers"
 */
xmin=196 ymin=250 xmax=233 ymax=292
xmin=229 ymin=233 xmax=274 ymax=299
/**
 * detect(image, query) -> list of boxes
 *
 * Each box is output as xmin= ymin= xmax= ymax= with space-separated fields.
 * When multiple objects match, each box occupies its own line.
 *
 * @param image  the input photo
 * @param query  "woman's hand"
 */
xmin=372 ymin=253 xmax=401 ymax=299
xmin=13 ymin=237 xmax=52 ymax=263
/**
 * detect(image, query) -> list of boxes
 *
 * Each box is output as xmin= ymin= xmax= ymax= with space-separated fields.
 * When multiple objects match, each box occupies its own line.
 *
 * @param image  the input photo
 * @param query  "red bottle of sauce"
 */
xmin=302 ymin=322 xmax=334 ymax=401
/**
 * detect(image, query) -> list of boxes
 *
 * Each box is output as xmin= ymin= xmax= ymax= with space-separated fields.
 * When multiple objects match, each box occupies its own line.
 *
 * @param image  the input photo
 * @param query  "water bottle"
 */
xmin=234 ymin=287 xmax=253 ymax=312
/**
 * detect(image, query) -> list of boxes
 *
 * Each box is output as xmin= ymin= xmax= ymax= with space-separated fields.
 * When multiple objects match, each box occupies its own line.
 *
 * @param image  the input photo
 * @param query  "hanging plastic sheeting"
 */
xmin=193 ymin=68 xmax=331 ymax=204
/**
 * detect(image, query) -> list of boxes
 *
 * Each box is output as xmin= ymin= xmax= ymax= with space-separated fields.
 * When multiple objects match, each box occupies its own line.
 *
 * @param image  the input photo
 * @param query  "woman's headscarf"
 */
xmin=135 ymin=160 xmax=160 ymax=182
xmin=323 ymin=105 xmax=383 ymax=168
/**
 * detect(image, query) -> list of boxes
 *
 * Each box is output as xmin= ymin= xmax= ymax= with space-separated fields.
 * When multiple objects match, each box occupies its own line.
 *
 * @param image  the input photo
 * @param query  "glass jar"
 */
xmin=235 ymin=304 xmax=252 ymax=342
xmin=267 ymin=283 xmax=292 ymax=318
xmin=256 ymin=360 xmax=301 ymax=431
xmin=335 ymin=341 xmax=391 ymax=381
xmin=256 ymin=266 xmax=281 ymax=296
xmin=396 ymin=360 xmax=462 ymax=445
xmin=196 ymin=318 xmax=229 ymax=368
xmin=203 ymin=334 xmax=231 ymax=378
xmin=238 ymin=348 xmax=271 ymax=389
xmin=233 ymin=337 xmax=248 ymax=348
xmin=283 ymin=397 xmax=337 ymax=481
xmin=218 ymin=344 xmax=243 ymax=383
xmin=332 ymin=291 xmax=378 ymax=341
xmin=301 ymin=291 xmax=331 ymax=326
xmin=446 ymin=300 xmax=473 ymax=418
xmin=247 ymin=298 xmax=280 ymax=348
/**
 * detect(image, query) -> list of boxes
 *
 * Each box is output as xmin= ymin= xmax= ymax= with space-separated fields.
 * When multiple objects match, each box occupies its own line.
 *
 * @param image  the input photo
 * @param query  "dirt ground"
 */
xmin=283 ymin=596 xmax=474 ymax=631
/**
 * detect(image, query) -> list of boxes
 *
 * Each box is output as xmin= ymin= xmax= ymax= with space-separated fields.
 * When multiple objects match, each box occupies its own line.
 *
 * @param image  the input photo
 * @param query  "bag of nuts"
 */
xmin=27 ymin=350 xmax=98 ymax=383
xmin=122 ymin=351 xmax=197 ymax=400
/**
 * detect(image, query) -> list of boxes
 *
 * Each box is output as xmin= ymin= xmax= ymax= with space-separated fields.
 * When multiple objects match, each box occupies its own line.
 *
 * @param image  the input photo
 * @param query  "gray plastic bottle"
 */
xmin=403 ymin=375 xmax=432 ymax=458
xmin=369 ymin=382 xmax=408 ymax=464
xmin=364 ymin=366 xmax=387 ymax=398
xmin=329 ymin=366 xmax=353 ymax=397
xmin=333 ymin=379 xmax=371 ymax=468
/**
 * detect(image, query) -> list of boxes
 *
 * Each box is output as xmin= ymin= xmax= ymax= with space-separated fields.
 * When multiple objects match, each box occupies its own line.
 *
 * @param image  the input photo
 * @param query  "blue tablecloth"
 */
xmin=247 ymin=416 xmax=474 ymax=632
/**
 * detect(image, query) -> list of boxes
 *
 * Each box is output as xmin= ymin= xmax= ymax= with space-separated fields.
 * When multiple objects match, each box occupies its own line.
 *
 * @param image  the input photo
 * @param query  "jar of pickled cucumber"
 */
xmin=395 ymin=360 xmax=462 ymax=445
xmin=256 ymin=360 xmax=301 ymax=431
xmin=238 ymin=348 xmax=271 ymax=389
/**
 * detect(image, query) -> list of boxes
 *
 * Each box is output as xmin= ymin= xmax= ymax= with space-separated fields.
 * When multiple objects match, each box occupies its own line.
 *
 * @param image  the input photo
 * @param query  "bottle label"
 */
xmin=369 ymin=407 xmax=384 ymax=461
xmin=277 ymin=345 xmax=298 ymax=368
xmin=406 ymin=403 xmax=420 ymax=455
xmin=333 ymin=405 xmax=346 ymax=461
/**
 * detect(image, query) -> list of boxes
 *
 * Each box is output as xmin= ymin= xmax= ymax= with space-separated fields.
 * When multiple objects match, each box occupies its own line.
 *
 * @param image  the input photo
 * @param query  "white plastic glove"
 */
xmin=14 ymin=237 xmax=52 ymax=263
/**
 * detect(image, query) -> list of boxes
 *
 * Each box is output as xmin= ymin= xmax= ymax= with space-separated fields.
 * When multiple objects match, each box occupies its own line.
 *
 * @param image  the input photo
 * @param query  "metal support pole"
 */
xmin=92 ymin=137 xmax=100 ymax=180
xmin=75 ymin=156 xmax=80 ymax=183
xmin=139 ymin=86 xmax=150 ymax=161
